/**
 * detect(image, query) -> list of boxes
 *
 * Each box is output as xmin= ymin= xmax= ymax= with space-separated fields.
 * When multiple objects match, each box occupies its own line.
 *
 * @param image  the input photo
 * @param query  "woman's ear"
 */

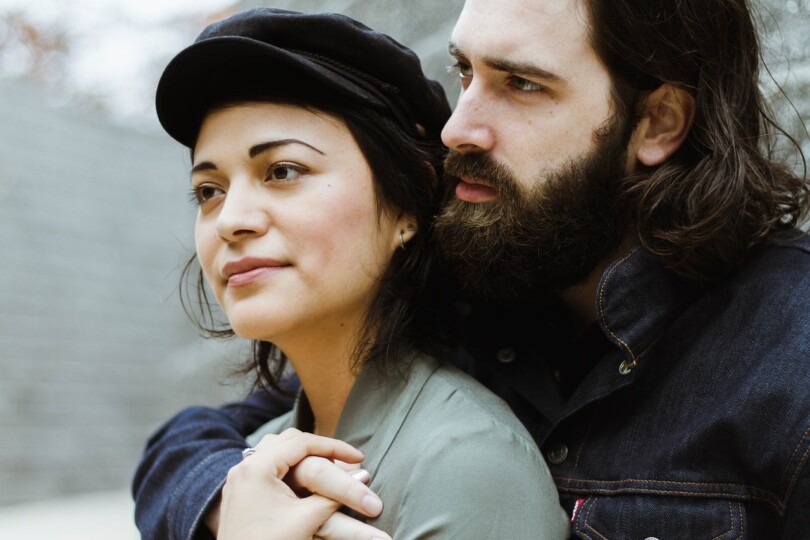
xmin=631 ymin=83 xmax=696 ymax=167
xmin=394 ymin=215 xmax=417 ymax=250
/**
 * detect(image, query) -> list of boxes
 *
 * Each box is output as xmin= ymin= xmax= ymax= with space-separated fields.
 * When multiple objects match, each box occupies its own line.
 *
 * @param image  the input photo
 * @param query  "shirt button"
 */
xmin=496 ymin=347 xmax=516 ymax=364
xmin=643 ymin=537 xmax=660 ymax=540
xmin=547 ymin=442 xmax=569 ymax=465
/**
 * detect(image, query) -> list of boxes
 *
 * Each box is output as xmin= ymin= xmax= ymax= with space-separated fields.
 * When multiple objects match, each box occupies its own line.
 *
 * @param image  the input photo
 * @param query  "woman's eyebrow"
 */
xmin=249 ymin=139 xmax=326 ymax=158
xmin=190 ymin=162 xmax=217 ymax=174
xmin=190 ymin=139 xmax=326 ymax=175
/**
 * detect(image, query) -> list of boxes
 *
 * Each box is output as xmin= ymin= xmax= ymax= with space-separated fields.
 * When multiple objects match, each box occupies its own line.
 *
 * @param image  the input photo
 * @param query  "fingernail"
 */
xmin=361 ymin=494 xmax=383 ymax=515
xmin=351 ymin=469 xmax=371 ymax=483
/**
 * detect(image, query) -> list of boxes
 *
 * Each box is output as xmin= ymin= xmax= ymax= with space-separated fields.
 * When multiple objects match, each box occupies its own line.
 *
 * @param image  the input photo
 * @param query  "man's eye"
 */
xmin=266 ymin=162 xmax=307 ymax=183
xmin=449 ymin=62 xmax=473 ymax=79
xmin=190 ymin=184 xmax=224 ymax=205
xmin=510 ymin=77 xmax=545 ymax=92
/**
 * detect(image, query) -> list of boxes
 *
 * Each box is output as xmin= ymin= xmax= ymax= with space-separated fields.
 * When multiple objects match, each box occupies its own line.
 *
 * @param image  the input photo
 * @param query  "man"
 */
xmin=134 ymin=0 xmax=810 ymax=537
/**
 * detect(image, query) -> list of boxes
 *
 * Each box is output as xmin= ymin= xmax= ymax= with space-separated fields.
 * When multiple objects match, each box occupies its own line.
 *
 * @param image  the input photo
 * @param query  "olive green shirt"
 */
xmin=249 ymin=352 xmax=570 ymax=539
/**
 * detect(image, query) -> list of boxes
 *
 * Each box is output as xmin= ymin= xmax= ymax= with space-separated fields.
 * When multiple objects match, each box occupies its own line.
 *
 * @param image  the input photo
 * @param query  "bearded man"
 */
xmin=134 ymin=0 xmax=810 ymax=537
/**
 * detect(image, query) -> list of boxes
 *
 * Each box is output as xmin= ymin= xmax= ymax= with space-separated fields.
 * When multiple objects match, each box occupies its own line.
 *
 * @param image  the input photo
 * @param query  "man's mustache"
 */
xmin=443 ymin=150 xmax=518 ymax=193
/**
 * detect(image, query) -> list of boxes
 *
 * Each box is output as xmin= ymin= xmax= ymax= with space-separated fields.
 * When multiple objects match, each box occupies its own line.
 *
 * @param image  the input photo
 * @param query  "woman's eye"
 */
xmin=190 ymin=184 xmax=224 ymax=205
xmin=509 ymin=76 xmax=545 ymax=92
xmin=266 ymin=162 xmax=306 ymax=182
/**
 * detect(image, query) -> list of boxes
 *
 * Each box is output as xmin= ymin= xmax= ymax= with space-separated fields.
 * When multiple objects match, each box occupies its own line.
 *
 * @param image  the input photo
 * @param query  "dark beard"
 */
xmin=434 ymin=118 xmax=630 ymax=301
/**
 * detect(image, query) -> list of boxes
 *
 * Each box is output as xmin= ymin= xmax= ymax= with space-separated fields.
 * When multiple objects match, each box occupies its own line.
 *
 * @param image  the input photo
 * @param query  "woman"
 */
xmin=155 ymin=8 xmax=568 ymax=540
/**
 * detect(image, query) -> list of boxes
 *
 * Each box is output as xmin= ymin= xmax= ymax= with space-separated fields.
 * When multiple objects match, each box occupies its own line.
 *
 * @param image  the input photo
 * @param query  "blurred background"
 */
xmin=0 ymin=0 xmax=807 ymax=538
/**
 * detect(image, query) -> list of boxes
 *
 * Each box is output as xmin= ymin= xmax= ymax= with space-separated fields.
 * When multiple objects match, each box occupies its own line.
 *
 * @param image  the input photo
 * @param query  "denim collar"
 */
xmin=596 ymin=247 xmax=702 ymax=374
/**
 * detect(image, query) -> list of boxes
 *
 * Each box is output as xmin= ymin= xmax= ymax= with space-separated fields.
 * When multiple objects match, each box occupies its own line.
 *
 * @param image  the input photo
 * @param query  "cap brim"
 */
xmin=156 ymin=36 xmax=386 ymax=147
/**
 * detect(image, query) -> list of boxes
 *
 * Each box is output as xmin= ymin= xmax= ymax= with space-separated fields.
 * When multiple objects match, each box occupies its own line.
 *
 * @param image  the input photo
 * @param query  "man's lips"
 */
xmin=222 ymin=257 xmax=289 ymax=287
xmin=455 ymin=177 xmax=498 ymax=203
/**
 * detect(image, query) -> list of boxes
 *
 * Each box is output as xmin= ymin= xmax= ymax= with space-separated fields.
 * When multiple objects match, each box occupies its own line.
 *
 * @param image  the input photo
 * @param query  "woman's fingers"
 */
xmin=254 ymin=429 xmax=365 ymax=479
xmin=313 ymin=505 xmax=392 ymax=540
xmin=289 ymin=456 xmax=383 ymax=517
xmin=251 ymin=430 xmax=383 ymax=518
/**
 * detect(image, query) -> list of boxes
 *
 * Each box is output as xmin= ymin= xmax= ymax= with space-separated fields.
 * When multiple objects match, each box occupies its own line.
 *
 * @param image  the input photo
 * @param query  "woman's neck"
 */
xmin=275 ymin=320 xmax=363 ymax=438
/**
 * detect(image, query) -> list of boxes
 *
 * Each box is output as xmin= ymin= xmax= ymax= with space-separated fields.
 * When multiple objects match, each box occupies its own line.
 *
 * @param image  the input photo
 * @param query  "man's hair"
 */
xmin=584 ymin=0 xmax=809 ymax=281
xmin=181 ymin=89 xmax=451 ymax=393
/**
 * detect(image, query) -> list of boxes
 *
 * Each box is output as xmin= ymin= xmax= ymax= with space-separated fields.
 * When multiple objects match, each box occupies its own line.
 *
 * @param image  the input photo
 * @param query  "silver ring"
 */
xmin=241 ymin=447 xmax=256 ymax=459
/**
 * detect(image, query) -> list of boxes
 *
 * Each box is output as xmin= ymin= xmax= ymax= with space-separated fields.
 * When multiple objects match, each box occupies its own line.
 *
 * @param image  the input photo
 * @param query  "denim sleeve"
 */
xmin=132 ymin=383 xmax=297 ymax=540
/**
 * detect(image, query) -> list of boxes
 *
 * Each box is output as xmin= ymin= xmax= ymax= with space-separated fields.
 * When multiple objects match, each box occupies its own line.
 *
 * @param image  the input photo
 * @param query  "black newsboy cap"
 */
xmin=156 ymin=8 xmax=451 ymax=148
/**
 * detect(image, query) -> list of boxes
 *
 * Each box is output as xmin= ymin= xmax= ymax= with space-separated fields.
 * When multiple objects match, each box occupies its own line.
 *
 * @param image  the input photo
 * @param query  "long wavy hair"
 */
xmin=180 ymin=92 xmax=450 ymax=393
xmin=585 ymin=0 xmax=809 ymax=281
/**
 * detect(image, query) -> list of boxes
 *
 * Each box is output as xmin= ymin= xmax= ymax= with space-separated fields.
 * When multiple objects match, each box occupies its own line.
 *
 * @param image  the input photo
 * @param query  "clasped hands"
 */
xmin=211 ymin=428 xmax=392 ymax=540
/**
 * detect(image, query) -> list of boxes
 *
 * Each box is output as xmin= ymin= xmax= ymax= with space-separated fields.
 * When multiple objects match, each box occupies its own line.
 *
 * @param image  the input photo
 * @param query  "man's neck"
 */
xmin=557 ymin=233 xmax=638 ymax=326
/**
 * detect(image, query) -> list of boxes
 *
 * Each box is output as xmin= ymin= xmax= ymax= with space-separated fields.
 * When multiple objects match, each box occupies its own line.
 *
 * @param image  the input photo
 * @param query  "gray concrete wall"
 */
xmin=0 ymin=78 xmax=247 ymax=505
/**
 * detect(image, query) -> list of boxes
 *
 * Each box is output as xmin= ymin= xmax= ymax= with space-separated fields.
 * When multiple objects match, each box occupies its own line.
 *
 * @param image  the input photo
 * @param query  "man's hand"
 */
xmin=214 ymin=429 xmax=390 ymax=540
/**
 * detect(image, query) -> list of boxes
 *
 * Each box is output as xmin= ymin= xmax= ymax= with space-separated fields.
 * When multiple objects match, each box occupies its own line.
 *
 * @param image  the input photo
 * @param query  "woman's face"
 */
xmin=192 ymin=103 xmax=413 ymax=347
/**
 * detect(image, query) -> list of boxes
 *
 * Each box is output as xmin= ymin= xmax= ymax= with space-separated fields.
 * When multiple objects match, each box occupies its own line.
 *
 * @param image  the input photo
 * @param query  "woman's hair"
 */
xmin=180 ymin=86 xmax=450 ymax=393
xmin=584 ymin=0 xmax=809 ymax=282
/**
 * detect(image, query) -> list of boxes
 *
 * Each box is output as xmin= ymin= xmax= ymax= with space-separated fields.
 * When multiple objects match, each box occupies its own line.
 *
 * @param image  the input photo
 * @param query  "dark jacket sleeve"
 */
xmin=132 ymin=381 xmax=298 ymax=540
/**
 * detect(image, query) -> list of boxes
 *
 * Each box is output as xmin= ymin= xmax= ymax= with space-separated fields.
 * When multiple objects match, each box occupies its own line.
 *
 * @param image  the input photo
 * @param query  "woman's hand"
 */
xmin=217 ymin=428 xmax=391 ymax=540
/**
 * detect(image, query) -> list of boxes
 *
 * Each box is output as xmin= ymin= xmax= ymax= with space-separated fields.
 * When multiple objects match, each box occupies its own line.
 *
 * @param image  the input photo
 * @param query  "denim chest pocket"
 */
xmin=573 ymin=496 xmax=746 ymax=539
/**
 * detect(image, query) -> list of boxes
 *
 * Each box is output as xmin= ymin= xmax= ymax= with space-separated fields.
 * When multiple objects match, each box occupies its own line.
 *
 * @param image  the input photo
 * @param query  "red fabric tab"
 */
xmin=571 ymin=498 xmax=585 ymax=524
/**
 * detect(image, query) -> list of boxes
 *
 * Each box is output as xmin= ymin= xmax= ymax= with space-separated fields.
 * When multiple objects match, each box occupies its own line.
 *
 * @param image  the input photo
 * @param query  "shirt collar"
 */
xmin=290 ymin=351 xmax=440 ymax=479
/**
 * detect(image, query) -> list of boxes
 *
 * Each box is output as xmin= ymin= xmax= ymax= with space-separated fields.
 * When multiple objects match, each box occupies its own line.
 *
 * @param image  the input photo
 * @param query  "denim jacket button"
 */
xmin=644 ymin=537 xmax=660 ymax=540
xmin=496 ymin=347 xmax=517 ymax=364
xmin=547 ymin=442 xmax=569 ymax=465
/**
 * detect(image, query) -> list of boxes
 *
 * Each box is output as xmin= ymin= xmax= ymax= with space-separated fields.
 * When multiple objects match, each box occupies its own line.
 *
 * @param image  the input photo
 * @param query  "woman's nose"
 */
xmin=215 ymin=184 xmax=270 ymax=242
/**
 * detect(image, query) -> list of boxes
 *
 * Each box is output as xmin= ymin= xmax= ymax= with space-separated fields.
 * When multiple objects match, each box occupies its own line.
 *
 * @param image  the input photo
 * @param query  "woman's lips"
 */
xmin=455 ymin=177 xmax=498 ymax=203
xmin=227 ymin=266 xmax=287 ymax=287
xmin=222 ymin=257 xmax=289 ymax=288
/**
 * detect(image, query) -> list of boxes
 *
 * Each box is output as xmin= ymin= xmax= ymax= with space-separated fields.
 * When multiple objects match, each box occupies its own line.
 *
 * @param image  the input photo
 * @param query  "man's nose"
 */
xmin=441 ymin=83 xmax=496 ymax=154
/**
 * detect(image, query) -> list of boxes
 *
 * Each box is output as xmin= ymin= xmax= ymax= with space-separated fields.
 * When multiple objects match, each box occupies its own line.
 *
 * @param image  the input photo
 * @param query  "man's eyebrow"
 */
xmin=190 ymin=139 xmax=326 ymax=175
xmin=448 ymin=42 xmax=564 ymax=85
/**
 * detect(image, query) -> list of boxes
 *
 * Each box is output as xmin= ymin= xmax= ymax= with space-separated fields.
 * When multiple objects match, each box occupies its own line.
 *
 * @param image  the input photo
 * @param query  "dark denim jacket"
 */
xmin=133 ymin=232 xmax=810 ymax=539
xmin=464 ymin=231 xmax=810 ymax=538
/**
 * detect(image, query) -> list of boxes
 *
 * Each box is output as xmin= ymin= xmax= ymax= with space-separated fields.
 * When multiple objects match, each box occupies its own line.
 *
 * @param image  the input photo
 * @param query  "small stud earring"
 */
xmin=399 ymin=230 xmax=406 ymax=250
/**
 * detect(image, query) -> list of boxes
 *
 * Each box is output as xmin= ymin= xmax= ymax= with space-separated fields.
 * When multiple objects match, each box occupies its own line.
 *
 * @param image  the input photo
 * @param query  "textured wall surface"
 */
xmin=0 ymin=78 xmax=247 ymax=505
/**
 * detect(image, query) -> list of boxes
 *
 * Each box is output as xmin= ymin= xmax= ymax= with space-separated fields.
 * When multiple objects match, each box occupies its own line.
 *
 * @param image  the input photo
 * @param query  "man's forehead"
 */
xmin=452 ymin=0 xmax=591 ymax=56
xmin=450 ymin=0 xmax=595 ymax=73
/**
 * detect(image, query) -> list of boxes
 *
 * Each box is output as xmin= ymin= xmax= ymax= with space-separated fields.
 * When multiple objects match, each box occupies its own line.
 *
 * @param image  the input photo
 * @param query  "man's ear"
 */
xmin=632 ymin=83 xmax=695 ymax=167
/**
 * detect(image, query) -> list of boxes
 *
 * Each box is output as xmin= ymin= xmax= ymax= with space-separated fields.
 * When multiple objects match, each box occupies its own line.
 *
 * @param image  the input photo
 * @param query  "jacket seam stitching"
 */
xmin=780 ymin=424 xmax=810 ymax=499
xmin=782 ymin=425 xmax=810 ymax=510
xmin=582 ymin=497 xmax=607 ymax=540
xmin=598 ymin=249 xmax=641 ymax=364
xmin=573 ymin=410 xmax=598 ymax=471
xmin=555 ymin=482 xmax=784 ymax=515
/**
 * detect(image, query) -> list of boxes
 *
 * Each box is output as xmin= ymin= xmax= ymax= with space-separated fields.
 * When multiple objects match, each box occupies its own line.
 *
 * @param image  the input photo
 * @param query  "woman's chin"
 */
xmin=228 ymin=318 xmax=283 ymax=343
